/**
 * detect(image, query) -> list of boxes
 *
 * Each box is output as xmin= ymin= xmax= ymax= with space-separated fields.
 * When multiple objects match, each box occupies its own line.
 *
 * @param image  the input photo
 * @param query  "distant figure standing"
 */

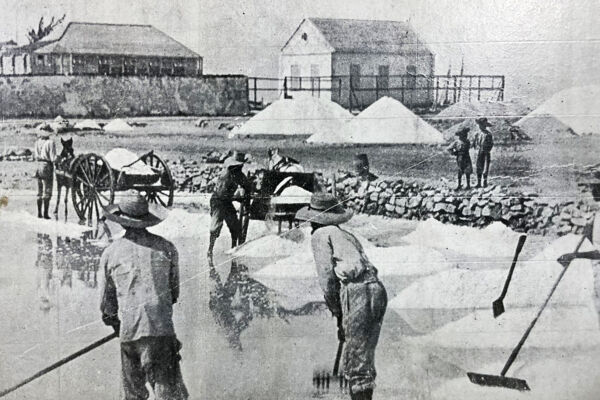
xmin=353 ymin=154 xmax=378 ymax=182
xmin=447 ymin=127 xmax=472 ymax=190
xmin=33 ymin=131 xmax=57 ymax=218
xmin=474 ymin=117 xmax=494 ymax=187
xmin=296 ymin=193 xmax=387 ymax=400
xmin=100 ymin=192 xmax=188 ymax=400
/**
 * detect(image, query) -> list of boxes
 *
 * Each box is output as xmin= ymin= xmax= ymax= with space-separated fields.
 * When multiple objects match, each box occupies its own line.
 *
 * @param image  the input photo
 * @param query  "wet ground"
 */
xmin=2 ymin=193 xmax=600 ymax=400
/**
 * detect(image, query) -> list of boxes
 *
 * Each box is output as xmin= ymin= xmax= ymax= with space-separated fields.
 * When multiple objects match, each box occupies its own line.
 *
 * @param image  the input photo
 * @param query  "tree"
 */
xmin=27 ymin=15 xmax=66 ymax=43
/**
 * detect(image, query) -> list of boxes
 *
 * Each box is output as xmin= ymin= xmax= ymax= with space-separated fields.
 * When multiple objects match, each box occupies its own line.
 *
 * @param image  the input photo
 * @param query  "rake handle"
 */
xmin=0 ymin=332 xmax=118 ymax=398
xmin=333 ymin=339 xmax=344 ymax=376
xmin=497 ymin=235 xmax=527 ymax=300
xmin=500 ymin=234 xmax=587 ymax=377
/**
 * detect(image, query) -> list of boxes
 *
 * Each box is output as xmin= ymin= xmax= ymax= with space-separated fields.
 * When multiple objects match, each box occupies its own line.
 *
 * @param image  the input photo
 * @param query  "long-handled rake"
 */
xmin=313 ymin=339 xmax=349 ymax=395
xmin=492 ymin=235 xmax=527 ymax=318
xmin=468 ymin=233 xmax=587 ymax=391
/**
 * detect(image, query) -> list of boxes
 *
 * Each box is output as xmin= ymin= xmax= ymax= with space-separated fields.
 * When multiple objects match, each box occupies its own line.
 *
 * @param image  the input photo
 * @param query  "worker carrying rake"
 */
xmin=100 ymin=191 xmax=188 ymax=400
xmin=296 ymin=193 xmax=387 ymax=400
xmin=207 ymin=151 xmax=252 ymax=257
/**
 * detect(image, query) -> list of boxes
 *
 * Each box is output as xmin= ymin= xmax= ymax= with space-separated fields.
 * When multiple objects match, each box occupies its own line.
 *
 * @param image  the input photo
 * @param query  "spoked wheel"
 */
xmin=71 ymin=154 xmax=115 ymax=224
xmin=140 ymin=152 xmax=174 ymax=207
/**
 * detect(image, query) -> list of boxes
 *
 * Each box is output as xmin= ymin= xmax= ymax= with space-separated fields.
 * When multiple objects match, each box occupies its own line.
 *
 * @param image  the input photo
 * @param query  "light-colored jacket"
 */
xmin=100 ymin=229 xmax=179 ymax=342
xmin=34 ymin=138 xmax=57 ymax=162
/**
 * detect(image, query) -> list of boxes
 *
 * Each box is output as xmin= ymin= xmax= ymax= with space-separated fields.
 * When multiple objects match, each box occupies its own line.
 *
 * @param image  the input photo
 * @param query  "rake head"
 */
xmin=467 ymin=372 xmax=530 ymax=391
xmin=312 ymin=370 xmax=349 ymax=395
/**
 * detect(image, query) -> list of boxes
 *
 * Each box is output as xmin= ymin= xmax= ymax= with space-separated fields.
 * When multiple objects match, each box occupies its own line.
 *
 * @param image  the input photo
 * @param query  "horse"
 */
xmin=267 ymin=147 xmax=304 ymax=172
xmin=54 ymin=138 xmax=75 ymax=218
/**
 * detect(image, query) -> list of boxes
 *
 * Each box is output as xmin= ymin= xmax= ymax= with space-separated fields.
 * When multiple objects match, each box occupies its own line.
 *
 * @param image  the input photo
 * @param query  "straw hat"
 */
xmin=224 ymin=151 xmax=249 ymax=169
xmin=103 ymin=190 xmax=165 ymax=228
xmin=295 ymin=193 xmax=353 ymax=226
xmin=455 ymin=127 xmax=470 ymax=138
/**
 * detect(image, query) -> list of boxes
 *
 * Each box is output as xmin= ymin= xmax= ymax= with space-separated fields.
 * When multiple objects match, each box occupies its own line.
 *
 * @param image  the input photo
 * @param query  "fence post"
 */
xmin=299 ymin=77 xmax=302 ymax=91
xmin=284 ymin=77 xmax=288 ymax=99
xmin=453 ymin=76 xmax=457 ymax=103
xmin=435 ymin=77 xmax=440 ymax=108
xmin=500 ymin=76 xmax=505 ymax=101
xmin=375 ymin=76 xmax=379 ymax=101
xmin=349 ymin=76 xmax=353 ymax=112
xmin=338 ymin=77 xmax=342 ymax=101
xmin=401 ymin=75 xmax=405 ymax=103
xmin=477 ymin=76 xmax=481 ymax=101
xmin=468 ymin=76 xmax=472 ymax=101
xmin=253 ymin=78 xmax=257 ymax=105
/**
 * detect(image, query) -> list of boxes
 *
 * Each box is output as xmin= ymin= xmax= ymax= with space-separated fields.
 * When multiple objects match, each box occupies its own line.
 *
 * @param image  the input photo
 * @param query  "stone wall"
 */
xmin=171 ymin=163 xmax=596 ymax=237
xmin=0 ymin=75 xmax=248 ymax=118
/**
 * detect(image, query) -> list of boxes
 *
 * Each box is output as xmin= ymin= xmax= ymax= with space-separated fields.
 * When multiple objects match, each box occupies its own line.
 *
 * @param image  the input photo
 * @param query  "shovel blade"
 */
xmin=492 ymin=299 xmax=505 ymax=318
xmin=467 ymin=372 xmax=530 ymax=391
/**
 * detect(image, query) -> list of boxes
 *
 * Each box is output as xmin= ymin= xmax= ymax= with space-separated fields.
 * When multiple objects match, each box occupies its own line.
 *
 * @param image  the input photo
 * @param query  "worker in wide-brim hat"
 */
xmin=474 ymin=117 xmax=494 ymax=187
xmin=33 ymin=129 xmax=57 ymax=219
xmin=447 ymin=127 xmax=473 ymax=190
xmin=100 ymin=191 xmax=189 ymax=399
xmin=208 ymin=151 xmax=253 ymax=257
xmin=353 ymin=153 xmax=378 ymax=182
xmin=296 ymin=193 xmax=387 ymax=400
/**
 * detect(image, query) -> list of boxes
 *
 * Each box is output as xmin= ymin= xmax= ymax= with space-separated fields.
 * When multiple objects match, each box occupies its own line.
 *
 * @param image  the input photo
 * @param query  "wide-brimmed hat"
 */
xmin=476 ymin=117 xmax=492 ymax=128
xmin=353 ymin=153 xmax=378 ymax=181
xmin=224 ymin=151 xmax=249 ymax=169
xmin=455 ymin=127 xmax=470 ymax=137
xmin=103 ymin=191 xmax=165 ymax=228
xmin=295 ymin=193 xmax=353 ymax=226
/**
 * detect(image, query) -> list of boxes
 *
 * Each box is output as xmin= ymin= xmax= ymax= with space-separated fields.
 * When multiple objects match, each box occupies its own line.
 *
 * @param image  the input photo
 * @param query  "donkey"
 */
xmin=54 ymin=138 xmax=75 ymax=218
xmin=267 ymin=147 xmax=304 ymax=172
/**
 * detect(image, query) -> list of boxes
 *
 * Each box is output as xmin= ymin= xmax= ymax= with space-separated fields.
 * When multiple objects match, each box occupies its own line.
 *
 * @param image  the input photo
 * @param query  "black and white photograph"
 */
xmin=1 ymin=1 xmax=600 ymax=399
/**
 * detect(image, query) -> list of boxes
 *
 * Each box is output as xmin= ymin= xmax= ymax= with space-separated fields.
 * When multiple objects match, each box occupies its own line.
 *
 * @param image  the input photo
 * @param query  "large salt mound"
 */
xmin=517 ymin=85 xmax=600 ymax=137
xmin=234 ymin=93 xmax=352 ymax=137
xmin=74 ymin=119 xmax=102 ymax=131
xmin=516 ymin=113 xmax=577 ymax=139
xmin=390 ymin=234 xmax=595 ymax=311
xmin=403 ymin=218 xmax=521 ymax=259
xmin=104 ymin=118 xmax=133 ymax=133
xmin=419 ymin=305 xmax=600 ymax=349
xmin=347 ymin=97 xmax=444 ymax=144
xmin=436 ymin=100 xmax=530 ymax=120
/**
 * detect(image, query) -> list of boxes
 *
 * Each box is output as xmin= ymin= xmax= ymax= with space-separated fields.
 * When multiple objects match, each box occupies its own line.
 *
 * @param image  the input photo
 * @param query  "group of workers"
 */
xmin=97 ymin=149 xmax=386 ymax=400
xmin=447 ymin=117 xmax=494 ymax=190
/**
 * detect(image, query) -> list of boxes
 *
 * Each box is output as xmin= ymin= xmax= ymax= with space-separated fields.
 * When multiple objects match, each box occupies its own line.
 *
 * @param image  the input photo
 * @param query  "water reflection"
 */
xmin=208 ymin=259 xmax=279 ymax=351
xmin=35 ymin=233 xmax=53 ymax=311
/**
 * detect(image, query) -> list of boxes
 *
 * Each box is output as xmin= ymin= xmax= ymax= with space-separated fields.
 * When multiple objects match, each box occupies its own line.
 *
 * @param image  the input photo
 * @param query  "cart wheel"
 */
xmin=71 ymin=154 xmax=115 ymax=224
xmin=141 ymin=152 xmax=174 ymax=207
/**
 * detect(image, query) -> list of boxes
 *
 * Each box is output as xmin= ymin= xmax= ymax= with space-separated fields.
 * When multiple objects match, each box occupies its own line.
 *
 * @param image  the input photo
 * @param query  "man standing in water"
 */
xmin=100 ymin=191 xmax=188 ymax=400
xmin=33 ymin=131 xmax=56 ymax=218
xmin=296 ymin=193 xmax=387 ymax=400
xmin=207 ymin=151 xmax=252 ymax=257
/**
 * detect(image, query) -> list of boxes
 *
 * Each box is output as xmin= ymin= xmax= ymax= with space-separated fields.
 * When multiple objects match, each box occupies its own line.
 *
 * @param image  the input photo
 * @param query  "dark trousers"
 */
xmin=35 ymin=161 xmax=53 ymax=200
xmin=341 ymin=280 xmax=387 ymax=394
xmin=476 ymin=151 xmax=491 ymax=181
xmin=210 ymin=198 xmax=240 ymax=241
xmin=120 ymin=336 xmax=188 ymax=400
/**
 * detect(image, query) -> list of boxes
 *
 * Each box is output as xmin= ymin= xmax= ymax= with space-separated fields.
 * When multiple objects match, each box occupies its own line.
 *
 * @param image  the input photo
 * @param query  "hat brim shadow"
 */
xmin=295 ymin=207 xmax=353 ymax=226
xmin=103 ymin=204 xmax=165 ymax=228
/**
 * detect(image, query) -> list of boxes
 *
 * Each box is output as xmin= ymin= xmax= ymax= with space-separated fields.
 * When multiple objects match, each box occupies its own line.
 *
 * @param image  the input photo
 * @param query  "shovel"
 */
xmin=492 ymin=235 xmax=527 ymax=318
xmin=468 ymin=233 xmax=587 ymax=391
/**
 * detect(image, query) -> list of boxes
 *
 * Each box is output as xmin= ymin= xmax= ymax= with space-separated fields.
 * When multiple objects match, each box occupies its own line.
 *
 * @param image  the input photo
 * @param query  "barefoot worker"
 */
xmin=33 ymin=130 xmax=57 ymax=219
xmin=296 ymin=193 xmax=387 ymax=400
xmin=207 ymin=151 xmax=252 ymax=257
xmin=447 ymin=127 xmax=473 ymax=190
xmin=100 ymin=191 xmax=188 ymax=400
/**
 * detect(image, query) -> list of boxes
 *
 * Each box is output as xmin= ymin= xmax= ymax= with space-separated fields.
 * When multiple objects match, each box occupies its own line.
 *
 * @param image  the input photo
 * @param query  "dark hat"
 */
xmin=455 ymin=127 xmax=470 ymax=137
xmin=224 ymin=151 xmax=249 ymax=168
xmin=103 ymin=190 xmax=165 ymax=228
xmin=476 ymin=117 xmax=493 ymax=128
xmin=353 ymin=154 xmax=378 ymax=181
xmin=295 ymin=193 xmax=353 ymax=226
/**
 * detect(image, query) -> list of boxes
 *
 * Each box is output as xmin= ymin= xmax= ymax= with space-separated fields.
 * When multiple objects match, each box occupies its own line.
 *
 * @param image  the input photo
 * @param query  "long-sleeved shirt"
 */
xmin=475 ymin=129 xmax=494 ymax=153
xmin=34 ymin=138 xmax=57 ymax=162
xmin=99 ymin=229 xmax=179 ymax=342
xmin=211 ymin=168 xmax=252 ymax=201
xmin=311 ymin=225 xmax=378 ymax=317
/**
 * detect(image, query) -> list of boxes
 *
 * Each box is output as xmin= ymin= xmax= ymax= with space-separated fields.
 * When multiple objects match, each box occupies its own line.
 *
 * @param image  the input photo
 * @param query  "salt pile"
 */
xmin=74 ymin=119 xmax=102 ymax=131
xmin=103 ymin=118 xmax=134 ymax=133
xmin=419 ymin=305 xmax=600 ymax=349
xmin=270 ymin=185 xmax=312 ymax=205
xmin=367 ymin=245 xmax=455 ymax=276
xmin=234 ymin=93 xmax=352 ymax=137
xmin=436 ymin=100 xmax=530 ymax=120
xmin=403 ymin=218 xmax=521 ymax=259
xmin=516 ymin=85 xmax=600 ymax=138
xmin=228 ymin=227 xmax=312 ymax=258
xmin=0 ymin=210 xmax=92 ymax=237
xmin=346 ymin=97 xmax=444 ymax=144
xmin=105 ymin=148 xmax=155 ymax=175
xmin=306 ymin=125 xmax=351 ymax=144
xmin=390 ymin=234 xmax=595 ymax=311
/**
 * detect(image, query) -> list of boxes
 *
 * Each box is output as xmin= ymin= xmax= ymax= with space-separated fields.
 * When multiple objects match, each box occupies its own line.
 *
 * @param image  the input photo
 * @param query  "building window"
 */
xmin=290 ymin=64 xmax=301 ymax=89
xmin=173 ymin=60 xmax=185 ymax=76
xmin=310 ymin=64 xmax=320 ymax=93
xmin=124 ymin=58 xmax=136 ymax=75
xmin=99 ymin=58 xmax=109 ymax=75
xmin=37 ymin=54 xmax=44 ymax=65
xmin=149 ymin=61 xmax=160 ymax=76
xmin=377 ymin=65 xmax=389 ymax=92
xmin=406 ymin=65 xmax=417 ymax=89
xmin=350 ymin=64 xmax=361 ymax=89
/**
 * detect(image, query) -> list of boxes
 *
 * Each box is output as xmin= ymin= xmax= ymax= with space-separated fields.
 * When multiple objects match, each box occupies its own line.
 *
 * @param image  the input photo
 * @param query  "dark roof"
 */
xmin=306 ymin=18 xmax=433 ymax=55
xmin=2 ymin=40 xmax=56 ymax=55
xmin=34 ymin=22 xmax=200 ymax=58
xmin=0 ymin=40 xmax=17 ymax=47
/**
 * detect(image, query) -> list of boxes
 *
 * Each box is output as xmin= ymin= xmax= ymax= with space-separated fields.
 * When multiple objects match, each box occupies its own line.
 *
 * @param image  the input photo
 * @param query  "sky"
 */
xmin=1 ymin=0 xmax=599 ymax=106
